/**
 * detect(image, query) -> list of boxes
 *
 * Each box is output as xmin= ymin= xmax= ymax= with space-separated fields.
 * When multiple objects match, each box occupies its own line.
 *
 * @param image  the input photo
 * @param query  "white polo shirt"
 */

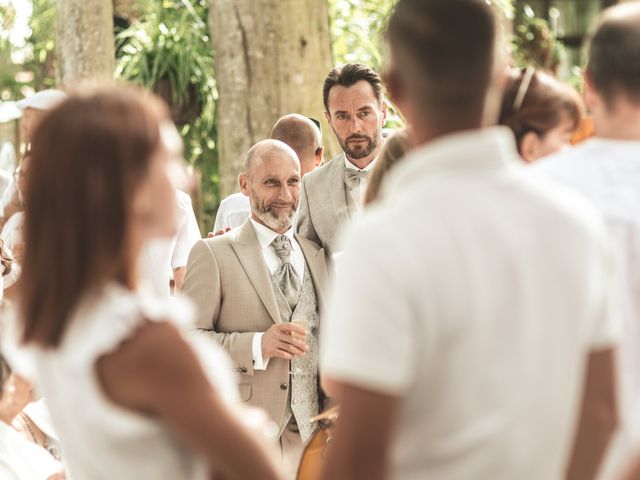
xmin=534 ymin=138 xmax=640 ymax=478
xmin=321 ymin=127 xmax=619 ymax=480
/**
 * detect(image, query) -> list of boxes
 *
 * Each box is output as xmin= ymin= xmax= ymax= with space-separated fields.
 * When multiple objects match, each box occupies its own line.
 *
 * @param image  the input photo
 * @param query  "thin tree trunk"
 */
xmin=209 ymin=0 xmax=336 ymax=197
xmin=56 ymin=0 xmax=115 ymax=86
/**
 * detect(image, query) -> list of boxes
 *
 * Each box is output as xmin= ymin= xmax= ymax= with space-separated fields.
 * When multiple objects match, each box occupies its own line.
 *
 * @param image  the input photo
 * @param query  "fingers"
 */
xmin=278 ymin=323 xmax=308 ymax=337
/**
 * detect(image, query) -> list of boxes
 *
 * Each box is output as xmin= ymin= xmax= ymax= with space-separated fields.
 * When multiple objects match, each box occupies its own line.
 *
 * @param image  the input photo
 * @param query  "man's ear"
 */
xmin=380 ymin=99 xmax=388 ymax=127
xmin=323 ymin=110 xmax=331 ymax=125
xmin=519 ymin=131 xmax=541 ymax=163
xmin=238 ymin=173 xmax=250 ymax=196
xmin=583 ymin=69 xmax=600 ymax=113
xmin=314 ymin=146 xmax=324 ymax=167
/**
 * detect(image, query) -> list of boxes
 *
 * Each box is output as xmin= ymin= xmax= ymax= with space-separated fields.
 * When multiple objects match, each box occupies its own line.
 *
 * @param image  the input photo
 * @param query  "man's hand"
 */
xmin=207 ymin=227 xmax=232 ymax=238
xmin=261 ymin=323 xmax=308 ymax=360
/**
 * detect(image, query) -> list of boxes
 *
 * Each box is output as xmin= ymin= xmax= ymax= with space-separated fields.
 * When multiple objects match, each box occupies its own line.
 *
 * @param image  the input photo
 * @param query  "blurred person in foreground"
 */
xmin=319 ymin=1 xmax=619 ymax=480
xmin=533 ymin=4 xmax=640 ymax=478
xmin=5 ymin=86 xmax=282 ymax=480
xmin=363 ymin=128 xmax=411 ymax=206
xmin=499 ymin=67 xmax=583 ymax=163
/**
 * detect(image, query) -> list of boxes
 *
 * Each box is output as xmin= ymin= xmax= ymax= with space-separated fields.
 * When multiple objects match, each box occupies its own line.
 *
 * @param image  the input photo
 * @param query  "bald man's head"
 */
xmin=270 ymin=114 xmax=323 ymax=176
xmin=587 ymin=2 xmax=640 ymax=108
xmin=239 ymin=139 xmax=301 ymax=233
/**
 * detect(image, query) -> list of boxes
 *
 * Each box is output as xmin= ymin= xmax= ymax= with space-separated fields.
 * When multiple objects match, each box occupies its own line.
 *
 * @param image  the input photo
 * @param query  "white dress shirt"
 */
xmin=534 ymin=138 xmax=640 ymax=478
xmin=344 ymin=155 xmax=377 ymax=211
xmin=249 ymin=219 xmax=305 ymax=370
xmin=140 ymin=190 xmax=201 ymax=297
xmin=322 ymin=127 xmax=619 ymax=480
xmin=213 ymin=192 xmax=251 ymax=231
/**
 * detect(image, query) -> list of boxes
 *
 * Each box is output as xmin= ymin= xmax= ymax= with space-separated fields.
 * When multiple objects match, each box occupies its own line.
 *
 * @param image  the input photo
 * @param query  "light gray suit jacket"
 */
xmin=182 ymin=219 xmax=329 ymax=432
xmin=297 ymin=152 xmax=353 ymax=256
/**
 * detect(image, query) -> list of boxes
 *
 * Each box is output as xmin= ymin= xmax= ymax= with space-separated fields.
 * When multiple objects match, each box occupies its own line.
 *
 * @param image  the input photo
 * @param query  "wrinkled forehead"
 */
xmin=327 ymin=80 xmax=381 ymax=113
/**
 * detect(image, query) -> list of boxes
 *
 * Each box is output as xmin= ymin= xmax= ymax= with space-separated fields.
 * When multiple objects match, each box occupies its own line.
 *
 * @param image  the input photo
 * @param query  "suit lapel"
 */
xmin=328 ymin=153 xmax=351 ymax=228
xmin=296 ymin=234 xmax=329 ymax=312
xmin=231 ymin=220 xmax=281 ymax=324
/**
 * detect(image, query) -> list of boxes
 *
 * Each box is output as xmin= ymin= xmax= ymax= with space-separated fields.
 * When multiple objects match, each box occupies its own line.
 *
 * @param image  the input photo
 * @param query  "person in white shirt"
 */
xmin=0 ymin=355 xmax=63 ymax=480
xmin=183 ymin=139 xmax=329 ymax=479
xmin=297 ymin=63 xmax=387 ymax=256
xmin=140 ymin=189 xmax=201 ymax=296
xmin=213 ymin=114 xmax=323 ymax=233
xmin=0 ymin=90 xmax=67 ymax=232
xmin=319 ymin=2 xmax=619 ymax=480
xmin=533 ymin=4 xmax=640 ymax=477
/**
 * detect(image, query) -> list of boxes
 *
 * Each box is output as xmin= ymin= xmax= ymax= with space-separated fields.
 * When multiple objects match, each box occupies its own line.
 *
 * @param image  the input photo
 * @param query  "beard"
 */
xmin=338 ymin=133 xmax=381 ymax=160
xmin=252 ymin=196 xmax=298 ymax=231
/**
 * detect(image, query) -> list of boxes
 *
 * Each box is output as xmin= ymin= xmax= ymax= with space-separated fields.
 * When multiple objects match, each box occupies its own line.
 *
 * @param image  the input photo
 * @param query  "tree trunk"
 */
xmin=56 ymin=0 xmax=115 ymax=86
xmin=209 ymin=0 xmax=336 ymax=197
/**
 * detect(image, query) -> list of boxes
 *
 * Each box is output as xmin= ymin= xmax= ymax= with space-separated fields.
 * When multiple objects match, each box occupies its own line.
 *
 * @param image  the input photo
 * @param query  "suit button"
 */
xmin=280 ymin=383 xmax=288 ymax=390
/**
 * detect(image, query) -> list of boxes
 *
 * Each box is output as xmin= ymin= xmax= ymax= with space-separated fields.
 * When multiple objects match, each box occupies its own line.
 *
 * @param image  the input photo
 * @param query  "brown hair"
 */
xmin=323 ymin=63 xmax=384 ymax=112
xmin=499 ymin=69 xmax=583 ymax=153
xmin=20 ymin=86 xmax=170 ymax=347
xmin=386 ymin=0 xmax=498 ymax=134
xmin=364 ymin=129 xmax=411 ymax=206
xmin=587 ymin=3 xmax=640 ymax=108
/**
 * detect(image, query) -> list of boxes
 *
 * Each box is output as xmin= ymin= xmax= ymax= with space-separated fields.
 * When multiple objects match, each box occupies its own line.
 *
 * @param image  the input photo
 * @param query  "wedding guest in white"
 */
xmin=0 ymin=89 xmax=66 ymax=231
xmin=0 ymin=355 xmax=63 ymax=480
xmin=8 ymin=86 xmax=282 ymax=480
xmin=320 ymin=1 xmax=619 ymax=480
xmin=533 ymin=4 xmax=640 ymax=477
xmin=139 ymin=189 xmax=201 ymax=296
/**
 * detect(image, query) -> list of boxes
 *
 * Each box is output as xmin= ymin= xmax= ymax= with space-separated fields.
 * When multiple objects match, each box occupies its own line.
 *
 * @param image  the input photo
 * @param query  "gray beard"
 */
xmin=252 ymin=201 xmax=296 ymax=231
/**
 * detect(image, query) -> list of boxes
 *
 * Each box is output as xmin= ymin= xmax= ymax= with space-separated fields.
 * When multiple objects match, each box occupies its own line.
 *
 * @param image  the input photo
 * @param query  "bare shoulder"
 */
xmin=96 ymin=320 xmax=204 ymax=415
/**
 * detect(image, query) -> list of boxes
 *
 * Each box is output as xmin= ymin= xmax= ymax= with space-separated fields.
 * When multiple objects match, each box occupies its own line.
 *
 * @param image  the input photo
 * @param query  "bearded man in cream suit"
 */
xmin=297 ymin=63 xmax=387 ymax=257
xmin=183 ymin=139 xmax=328 ymax=478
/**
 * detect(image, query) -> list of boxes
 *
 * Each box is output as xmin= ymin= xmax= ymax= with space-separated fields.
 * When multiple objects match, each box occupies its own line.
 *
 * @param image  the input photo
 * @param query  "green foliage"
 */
xmin=512 ymin=5 xmax=564 ymax=73
xmin=116 ymin=0 xmax=218 ymax=229
xmin=0 ymin=0 xmax=56 ymax=99
xmin=329 ymin=0 xmax=397 ymax=71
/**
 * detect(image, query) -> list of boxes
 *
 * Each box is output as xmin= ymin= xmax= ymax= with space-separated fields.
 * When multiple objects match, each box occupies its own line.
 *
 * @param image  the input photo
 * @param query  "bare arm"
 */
xmin=97 ymin=321 xmax=282 ymax=480
xmin=620 ymin=453 xmax=640 ymax=480
xmin=319 ymin=381 xmax=399 ymax=480
xmin=566 ymin=348 xmax=618 ymax=480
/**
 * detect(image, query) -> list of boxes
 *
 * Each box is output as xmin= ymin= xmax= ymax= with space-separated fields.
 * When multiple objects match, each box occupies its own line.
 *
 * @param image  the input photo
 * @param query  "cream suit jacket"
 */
xmin=182 ymin=219 xmax=329 ymax=432
xmin=297 ymin=152 xmax=353 ymax=256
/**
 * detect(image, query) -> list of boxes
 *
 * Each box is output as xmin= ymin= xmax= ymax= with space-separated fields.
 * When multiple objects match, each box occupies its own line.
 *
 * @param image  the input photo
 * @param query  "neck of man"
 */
xmin=251 ymin=213 xmax=291 ymax=235
xmin=345 ymin=141 xmax=384 ymax=170
xmin=594 ymin=102 xmax=640 ymax=141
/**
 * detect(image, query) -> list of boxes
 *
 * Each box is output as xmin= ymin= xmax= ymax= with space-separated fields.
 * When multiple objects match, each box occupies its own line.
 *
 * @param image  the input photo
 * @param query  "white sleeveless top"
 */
xmin=8 ymin=284 xmax=238 ymax=480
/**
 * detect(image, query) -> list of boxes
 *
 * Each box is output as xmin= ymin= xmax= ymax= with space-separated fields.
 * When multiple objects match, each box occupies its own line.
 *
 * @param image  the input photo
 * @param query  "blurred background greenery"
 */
xmin=0 ymin=0 xmax=618 ymax=228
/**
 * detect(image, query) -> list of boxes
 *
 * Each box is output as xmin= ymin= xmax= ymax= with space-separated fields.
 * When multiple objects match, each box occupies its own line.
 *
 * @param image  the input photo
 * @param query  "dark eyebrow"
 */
xmin=334 ymin=110 xmax=349 ymax=115
xmin=358 ymin=106 xmax=373 ymax=112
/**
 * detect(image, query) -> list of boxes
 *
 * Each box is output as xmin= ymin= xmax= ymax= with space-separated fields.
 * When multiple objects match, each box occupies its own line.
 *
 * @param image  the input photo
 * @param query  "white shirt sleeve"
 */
xmin=171 ymin=192 xmax=201 ymax=269
xmin=252 ymin=332 xmax=270 ymax=370
xmin=321 ymin=220 xmax=418 ymax=395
